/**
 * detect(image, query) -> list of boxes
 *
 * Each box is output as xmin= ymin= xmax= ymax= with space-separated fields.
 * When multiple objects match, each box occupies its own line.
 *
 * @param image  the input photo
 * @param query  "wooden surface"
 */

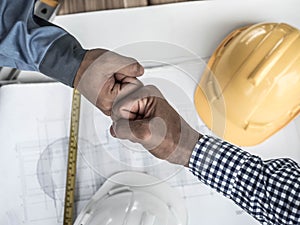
xmin=149 ymin=0 xmax=187 ymax=5
xmin=58 ymin=0 xmax=192 ymax=14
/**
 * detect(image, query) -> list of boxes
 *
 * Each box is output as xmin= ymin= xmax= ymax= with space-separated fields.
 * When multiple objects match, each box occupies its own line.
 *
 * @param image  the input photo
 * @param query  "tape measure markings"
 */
xmin=63 ymin=89 xmax=81 ymax=225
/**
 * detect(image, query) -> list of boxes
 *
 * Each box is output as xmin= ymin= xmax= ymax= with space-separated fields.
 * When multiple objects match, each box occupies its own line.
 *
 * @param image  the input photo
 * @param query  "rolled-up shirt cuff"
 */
xmin=39 ymin=33 xmax=87 ymax=87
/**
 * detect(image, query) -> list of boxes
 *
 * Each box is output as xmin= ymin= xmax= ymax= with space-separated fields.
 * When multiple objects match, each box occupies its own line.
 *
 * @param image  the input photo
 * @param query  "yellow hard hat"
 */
xmin=194 ymin=23 xmax=300 ymax=146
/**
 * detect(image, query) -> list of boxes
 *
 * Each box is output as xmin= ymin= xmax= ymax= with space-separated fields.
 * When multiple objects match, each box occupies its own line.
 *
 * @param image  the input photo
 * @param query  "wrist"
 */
xmin=168 ymin=125 xmax=202 ymax=167
xmin=73 ymin=49 xmax=108 ymax=88
xmin=182 ymin=129 xmax=202 ymax=167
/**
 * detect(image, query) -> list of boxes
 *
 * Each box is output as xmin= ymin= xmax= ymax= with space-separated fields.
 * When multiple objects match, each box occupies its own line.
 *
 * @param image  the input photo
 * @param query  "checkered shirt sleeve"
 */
xmin=189 ymin=135 xmax=300 ymax=225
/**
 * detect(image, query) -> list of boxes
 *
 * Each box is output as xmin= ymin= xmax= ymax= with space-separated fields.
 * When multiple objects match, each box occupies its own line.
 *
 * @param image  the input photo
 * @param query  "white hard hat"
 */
xmin=74 ymin=171 xmax=188 ymax=225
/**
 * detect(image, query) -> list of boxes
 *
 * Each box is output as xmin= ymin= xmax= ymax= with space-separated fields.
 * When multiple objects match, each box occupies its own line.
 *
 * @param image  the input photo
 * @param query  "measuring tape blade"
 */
xmin=63 ymin=89 xmax=81 ymax=225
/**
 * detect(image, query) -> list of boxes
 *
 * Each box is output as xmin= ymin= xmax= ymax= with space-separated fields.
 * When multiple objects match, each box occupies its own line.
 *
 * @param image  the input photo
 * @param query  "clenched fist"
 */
xmin=110 ymin=85 xmax=201 ymax=167
xmin=74 ymin=49 xmax=144 ymax=115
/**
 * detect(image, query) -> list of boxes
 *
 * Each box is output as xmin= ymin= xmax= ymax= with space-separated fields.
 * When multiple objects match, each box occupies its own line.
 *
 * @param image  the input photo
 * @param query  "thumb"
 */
xmin=110 ymin=119 xmax=151 ymax=144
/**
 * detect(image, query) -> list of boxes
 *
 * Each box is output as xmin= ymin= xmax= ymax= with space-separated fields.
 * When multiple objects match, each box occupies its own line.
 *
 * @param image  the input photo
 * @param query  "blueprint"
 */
xmin=0 ymin=61 xmax=275 ymax=225
xmin=1 ymin=62 xmax=300 ymax=225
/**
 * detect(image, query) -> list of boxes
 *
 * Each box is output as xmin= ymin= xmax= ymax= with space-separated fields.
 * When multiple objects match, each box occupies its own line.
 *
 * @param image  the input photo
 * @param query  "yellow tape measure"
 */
xmin=63 ymin=89 xmax=81 ymax=225
xmin=40 ymin=0 xmax=59 ymax=8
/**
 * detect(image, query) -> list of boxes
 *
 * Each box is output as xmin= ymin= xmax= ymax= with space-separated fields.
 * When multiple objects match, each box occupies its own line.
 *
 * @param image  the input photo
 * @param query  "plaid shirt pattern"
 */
xmin=189 ymin=135 xmax=300 ymax=225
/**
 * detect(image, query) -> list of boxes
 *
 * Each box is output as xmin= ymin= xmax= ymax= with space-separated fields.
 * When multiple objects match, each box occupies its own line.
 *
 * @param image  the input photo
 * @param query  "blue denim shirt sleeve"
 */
xmin=0 ymin=0 xmax=87 ymax=86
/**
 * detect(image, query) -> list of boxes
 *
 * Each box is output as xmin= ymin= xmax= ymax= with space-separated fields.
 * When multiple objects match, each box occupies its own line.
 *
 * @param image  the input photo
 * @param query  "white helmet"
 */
xmin=74 ymin=171 xmax=188 ymax=225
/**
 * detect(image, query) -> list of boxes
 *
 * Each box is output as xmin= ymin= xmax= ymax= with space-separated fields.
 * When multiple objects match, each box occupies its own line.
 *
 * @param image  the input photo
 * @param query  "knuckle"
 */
xmin=129 ymin=62 xmax=140 ymax=74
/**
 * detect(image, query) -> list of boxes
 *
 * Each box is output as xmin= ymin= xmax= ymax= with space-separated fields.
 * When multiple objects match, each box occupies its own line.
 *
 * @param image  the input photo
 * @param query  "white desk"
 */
xmin=54 ymin=0 xmax=300 ymax=64
xmin=54 ymin=0 xmax=300 ymax=181
xmin=53 ymin=0 xmax=300 ymax=223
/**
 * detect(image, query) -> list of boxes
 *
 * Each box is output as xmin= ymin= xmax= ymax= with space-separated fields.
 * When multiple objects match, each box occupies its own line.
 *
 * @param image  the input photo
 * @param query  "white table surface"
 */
xmin=1 ymin=1 xmax=300 ymax=225
xmin=52 ymin=1 xmax=300 ymax=224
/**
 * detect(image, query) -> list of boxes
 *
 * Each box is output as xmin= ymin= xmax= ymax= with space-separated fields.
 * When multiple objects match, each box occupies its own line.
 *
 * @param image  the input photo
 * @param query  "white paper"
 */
xmin=2 ymin=62 xmax=300 ymax=225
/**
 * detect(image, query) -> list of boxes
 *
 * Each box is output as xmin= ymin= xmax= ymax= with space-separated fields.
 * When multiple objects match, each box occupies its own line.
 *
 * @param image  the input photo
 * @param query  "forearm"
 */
xmin=0 ymin=0 xmax=86 ymax=86
xmin=189 ymin=135 xmax=300 ymax=224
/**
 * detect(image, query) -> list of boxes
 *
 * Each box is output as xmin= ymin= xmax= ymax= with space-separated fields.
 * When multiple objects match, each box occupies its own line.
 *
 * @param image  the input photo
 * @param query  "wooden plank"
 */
xmin=95 ymin=0 xmax=107 ymax=10
xmin=106 ymin=0 xmax=147 ymax=9
xmin=59 ymin=0 xmax=148 ymax=14
xmin=106 ymin=0 xmax=124 ymax=9
xmin=125 ymin=0 xmax=148 ymax=8
xmin=58 ymin=0 xmax=191 ymax=15
xmin=149 ymin=0 xmax=188 ymax=5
